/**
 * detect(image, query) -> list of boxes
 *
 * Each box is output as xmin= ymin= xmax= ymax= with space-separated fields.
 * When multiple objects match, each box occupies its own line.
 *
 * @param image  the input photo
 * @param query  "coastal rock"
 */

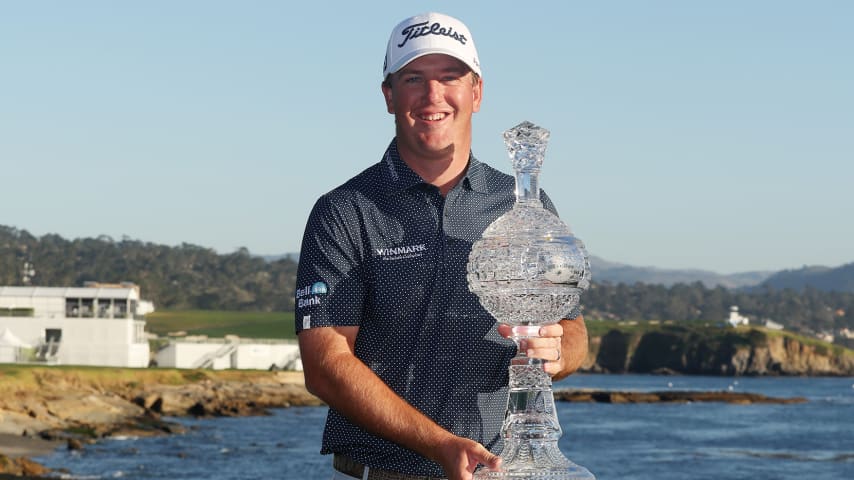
xmin=554 ymin=389 xmax=807 ymax=404
xmin=0 ymin=412 xmax=52 ymax=437
xmin=593 ymin=330 xmax=637 ymax=373
xmin=0 ymin=454 xmax=50 ymax=477
xmin=586 ymin=327 xmax=854 ymax=376
xmin=0 ymin=368 xmax=320 ymax=476
xmin=43 ymin=393 xmax=145 ymax=426
xmin=130 ymin=379 xmax=323 ymax=418
xmin=65 ymin=438 xmax=83 ymax=451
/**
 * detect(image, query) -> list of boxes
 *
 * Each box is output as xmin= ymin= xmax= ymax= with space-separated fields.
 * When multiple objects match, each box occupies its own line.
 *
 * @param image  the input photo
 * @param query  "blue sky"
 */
xmin=1 ymin=1 xmax=851 ymax=274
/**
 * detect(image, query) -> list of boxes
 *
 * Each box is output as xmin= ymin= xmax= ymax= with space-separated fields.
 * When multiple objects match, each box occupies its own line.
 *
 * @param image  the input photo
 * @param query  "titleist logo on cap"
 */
xmin=384 ymin=13 xmax=481 ymax=78
xmin=397 ymin=20 xmax=468 ymax=48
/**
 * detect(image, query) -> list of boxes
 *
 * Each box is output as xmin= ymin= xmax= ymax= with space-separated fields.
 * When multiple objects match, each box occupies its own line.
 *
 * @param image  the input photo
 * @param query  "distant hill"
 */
xmin=590 ymin=256 xmax=773 ymax=289
xmin=4 ymin=219 xmax=852 ymax=318
xmin=265 ymin=252 xmax=777 ymax=288
xmin=265 ymin=253 xmax=850 ymax=291
xmin=0 ymin=226 xmax=298 ymax=311
xmin=760 ymin=262 xmax=854 ymax=293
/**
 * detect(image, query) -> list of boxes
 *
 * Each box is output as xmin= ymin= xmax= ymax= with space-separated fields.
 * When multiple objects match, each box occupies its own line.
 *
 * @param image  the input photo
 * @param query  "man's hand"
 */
xmin=300 ymin=326 xmax=505 ymax=479
xmin=498 ymin=315 xmax=589 ymax=379
xmin=434 ymin=435 xmax=502 ymax=480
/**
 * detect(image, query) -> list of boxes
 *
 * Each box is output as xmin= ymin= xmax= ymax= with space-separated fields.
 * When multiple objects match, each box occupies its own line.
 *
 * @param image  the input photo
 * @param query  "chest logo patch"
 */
xmin=296 ymin=281 xmax=328 ymax=308
xmin=375 ymin=243 xmax=428 ymax=261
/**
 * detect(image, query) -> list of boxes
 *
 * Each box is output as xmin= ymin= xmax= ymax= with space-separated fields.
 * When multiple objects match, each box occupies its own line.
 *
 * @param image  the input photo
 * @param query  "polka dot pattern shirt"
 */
xmin=295 ymin=139 xmax=561 ymax=477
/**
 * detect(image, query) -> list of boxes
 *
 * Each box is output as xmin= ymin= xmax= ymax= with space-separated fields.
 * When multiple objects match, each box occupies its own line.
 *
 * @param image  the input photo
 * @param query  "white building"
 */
xmin=0 ymin=284 xmax=150 ymax=367
xmin=154 ymin=336 xmax=302 ymax=371
xmin=727 ymin=306 xmax=749 ymax=327
xmin=817 ymin=331 xmax=835 ymax=343
xmin=764 ymin=319 xmax=784 ymax=331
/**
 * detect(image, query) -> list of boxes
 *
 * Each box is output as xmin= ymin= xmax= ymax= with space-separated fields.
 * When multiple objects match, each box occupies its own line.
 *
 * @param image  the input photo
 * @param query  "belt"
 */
xmin=333 ymin=454 xmax=445 ymax=480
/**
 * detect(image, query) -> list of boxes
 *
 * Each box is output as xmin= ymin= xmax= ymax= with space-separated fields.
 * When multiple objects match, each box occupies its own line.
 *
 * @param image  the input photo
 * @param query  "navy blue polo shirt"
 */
xmin=295 ymin=139 xmax=561 ymax=477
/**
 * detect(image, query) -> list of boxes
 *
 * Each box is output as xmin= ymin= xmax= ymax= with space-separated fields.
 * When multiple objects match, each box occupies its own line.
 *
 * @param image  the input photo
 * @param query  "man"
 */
xmin=295 ymin=12 xmax=589 ymax=480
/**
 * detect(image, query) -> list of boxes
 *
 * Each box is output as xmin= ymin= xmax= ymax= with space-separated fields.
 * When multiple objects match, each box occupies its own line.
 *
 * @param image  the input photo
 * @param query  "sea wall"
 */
xmin=585 ymin=327 xmax=854 ymax=376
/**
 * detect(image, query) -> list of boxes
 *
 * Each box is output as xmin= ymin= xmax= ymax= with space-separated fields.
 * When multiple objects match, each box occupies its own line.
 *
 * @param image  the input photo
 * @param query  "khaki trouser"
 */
xmin=332 ymin=454 xmax=445 ymax=480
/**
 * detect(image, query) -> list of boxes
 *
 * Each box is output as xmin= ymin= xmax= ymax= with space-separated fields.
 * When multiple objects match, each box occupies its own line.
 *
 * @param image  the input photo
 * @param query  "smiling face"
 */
xmin=382 ymin=54 xmax=483 ymax=173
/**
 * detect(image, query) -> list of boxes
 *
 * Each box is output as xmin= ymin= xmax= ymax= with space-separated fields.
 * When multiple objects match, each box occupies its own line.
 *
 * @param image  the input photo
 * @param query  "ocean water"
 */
xmin=35 ymin=374 xmax=854 ymax=479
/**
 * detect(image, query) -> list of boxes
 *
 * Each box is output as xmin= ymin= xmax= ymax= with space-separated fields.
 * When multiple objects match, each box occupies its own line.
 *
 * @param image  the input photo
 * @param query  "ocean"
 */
xmin=35 ymin=374 xmax=854 ymax=479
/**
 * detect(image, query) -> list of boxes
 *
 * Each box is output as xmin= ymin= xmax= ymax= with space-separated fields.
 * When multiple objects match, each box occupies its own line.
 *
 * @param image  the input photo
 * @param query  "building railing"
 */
xmin=167 ymin=336 xmax=298 ymax=345
xmin=2 ymin=344 xmax=60 ymax=364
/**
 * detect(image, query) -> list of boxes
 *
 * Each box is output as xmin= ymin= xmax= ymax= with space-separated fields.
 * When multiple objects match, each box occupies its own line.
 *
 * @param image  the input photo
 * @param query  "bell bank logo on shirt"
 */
xmin=375 ymin=243 xmax=428 ymax=261
xmin=296 ymin=281 xmax=327 ymax=308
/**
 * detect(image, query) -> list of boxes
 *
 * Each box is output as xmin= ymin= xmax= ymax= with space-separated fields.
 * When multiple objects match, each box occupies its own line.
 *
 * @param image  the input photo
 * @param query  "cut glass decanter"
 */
xmin=467 ymin=121 xmax=594 ymax=479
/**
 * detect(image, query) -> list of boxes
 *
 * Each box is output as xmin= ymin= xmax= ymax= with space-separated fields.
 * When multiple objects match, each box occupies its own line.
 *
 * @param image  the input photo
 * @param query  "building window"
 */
xmin=115 ymin=300 xmax=128 ymax=317
xmin=66 ymin=298 xmax=81 ymax=317
xmin=98 ymin=299 xmax=113 ymax=318
xmin=45 ymin=328 xmax=62 ymax=343
xmin=80 ymin=299 xmax=94 ymax=318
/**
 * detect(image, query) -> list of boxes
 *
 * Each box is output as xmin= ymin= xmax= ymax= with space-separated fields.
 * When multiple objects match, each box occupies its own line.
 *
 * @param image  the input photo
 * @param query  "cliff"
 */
xmin=584 ymin=326 xmax=854 ymax=376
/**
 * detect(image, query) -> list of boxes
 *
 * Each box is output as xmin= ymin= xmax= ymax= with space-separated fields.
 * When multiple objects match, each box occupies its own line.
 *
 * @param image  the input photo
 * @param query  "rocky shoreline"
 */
xmin=554 ymin=389 xmax=807 ymax=404
xmin=0 ymin=369 xmax=320 ymax=477
xmin=0 ymin=369 xmax=809 ymax=478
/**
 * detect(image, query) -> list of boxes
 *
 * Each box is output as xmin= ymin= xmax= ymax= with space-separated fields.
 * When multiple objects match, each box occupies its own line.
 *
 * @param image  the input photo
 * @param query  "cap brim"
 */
xmin=386 ymin=48 xmax=481 ymax=77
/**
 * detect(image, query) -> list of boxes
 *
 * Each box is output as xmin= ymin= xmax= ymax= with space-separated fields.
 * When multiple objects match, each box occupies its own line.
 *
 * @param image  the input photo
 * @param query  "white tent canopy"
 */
xmin=0 ymin=327 xmax=31 ymax=348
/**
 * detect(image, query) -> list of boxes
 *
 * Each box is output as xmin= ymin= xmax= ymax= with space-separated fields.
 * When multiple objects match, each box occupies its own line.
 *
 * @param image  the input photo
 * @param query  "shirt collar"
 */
xmin=381 ymin=138 xmax=490 ymax=195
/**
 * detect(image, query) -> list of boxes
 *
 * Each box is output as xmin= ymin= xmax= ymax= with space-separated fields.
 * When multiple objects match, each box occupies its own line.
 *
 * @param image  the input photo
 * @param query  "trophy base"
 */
xmin=474 ymin=463 xmax=595 ymax=480
xmin=473 ymin=440 xmax=595 ymax=480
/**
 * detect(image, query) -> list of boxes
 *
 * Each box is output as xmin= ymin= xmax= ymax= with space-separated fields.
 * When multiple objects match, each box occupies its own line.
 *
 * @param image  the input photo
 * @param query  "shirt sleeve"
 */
xmin=294 ymin=194 xmax=367 ymax=334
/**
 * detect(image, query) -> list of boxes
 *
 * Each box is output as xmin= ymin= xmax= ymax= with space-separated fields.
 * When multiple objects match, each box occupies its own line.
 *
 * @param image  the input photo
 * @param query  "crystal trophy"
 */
xmin=467 ymin=121 xmax=594 ymax=479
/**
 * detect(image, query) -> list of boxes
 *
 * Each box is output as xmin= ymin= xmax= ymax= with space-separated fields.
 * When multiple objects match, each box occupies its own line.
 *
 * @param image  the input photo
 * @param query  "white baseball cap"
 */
xmin=383 ymin=12 xmax=481 ymax=79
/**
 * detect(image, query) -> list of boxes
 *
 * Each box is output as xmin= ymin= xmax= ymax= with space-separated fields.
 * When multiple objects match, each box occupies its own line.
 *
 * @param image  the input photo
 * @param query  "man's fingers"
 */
xmin=538 ymin=323 xmax=563 ymax=337
xmin=498 ymin=323 xmax=562 ymax=339
xmin=524 ymin=336 xmax=562 ymax=359
xmin=497 ymin=324 xmax=513 ymax=338
xmin=474 ymin=447 xmax=502 ymax=471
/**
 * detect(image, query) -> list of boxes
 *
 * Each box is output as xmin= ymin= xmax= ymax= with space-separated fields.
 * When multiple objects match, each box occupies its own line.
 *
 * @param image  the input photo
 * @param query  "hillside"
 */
xmin=760 ymin=262 xmax=854 ymax=293
xmin=0 ymin=226 xmax=297 ymax=311
xmin=583 ymin=282 xmax=854 ymax=338
xmin=590 ymin=256 xmax=772 ymax=288
xmin=2 ymin=225 xmax=853 ymax=338
xmin=584 ymin=324 xmax=854 ymax=376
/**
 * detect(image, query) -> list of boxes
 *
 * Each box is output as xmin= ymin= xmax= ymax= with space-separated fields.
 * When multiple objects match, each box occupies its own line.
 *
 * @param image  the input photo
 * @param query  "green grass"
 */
xmin=583 ymin=318 xmax=702 ymax=337
xmin=585 ymin=317 xmax=854 ymax=356
xmin=0 ymin=364 xmax=293 ymax=394
xmin=141 ymin=310 xmax=853 ymax=358
xmin=144 ymin=310 xmax=295 ymax=340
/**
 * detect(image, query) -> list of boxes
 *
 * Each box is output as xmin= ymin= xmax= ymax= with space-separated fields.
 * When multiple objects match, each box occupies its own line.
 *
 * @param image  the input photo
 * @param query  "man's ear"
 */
xmin=472 ymin=76 xmax=483 ymax=113
xmin=381 ymin=82 xmax=394 ymax=114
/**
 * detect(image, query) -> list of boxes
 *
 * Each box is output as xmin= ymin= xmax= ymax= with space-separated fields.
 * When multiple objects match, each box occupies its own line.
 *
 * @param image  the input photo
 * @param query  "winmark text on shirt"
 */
xmin=375 ymin=243 xmax=427 ymax=261
xmin=398 ymin=21 xmax=467 ymax=48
